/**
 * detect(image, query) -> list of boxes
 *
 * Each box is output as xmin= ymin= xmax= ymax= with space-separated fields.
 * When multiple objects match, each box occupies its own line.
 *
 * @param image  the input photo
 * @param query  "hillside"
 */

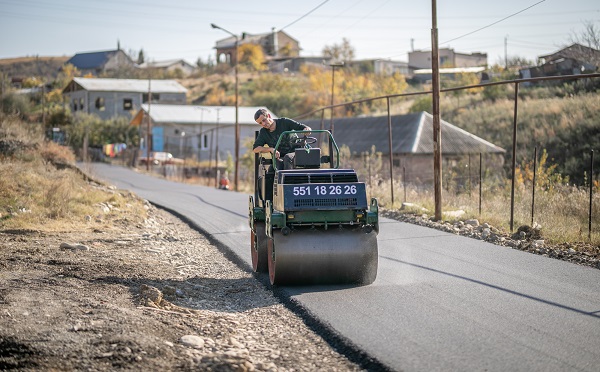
xmin=0 ymin=56 xmax=69 ymax=80
xmin=442 ymin=92 xmax=600 ymax=184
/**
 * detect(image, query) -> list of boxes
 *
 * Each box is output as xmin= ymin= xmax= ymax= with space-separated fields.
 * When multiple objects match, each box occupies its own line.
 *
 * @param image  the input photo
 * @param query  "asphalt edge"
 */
xmin=77 ymin=163 xmax=392 ymax=371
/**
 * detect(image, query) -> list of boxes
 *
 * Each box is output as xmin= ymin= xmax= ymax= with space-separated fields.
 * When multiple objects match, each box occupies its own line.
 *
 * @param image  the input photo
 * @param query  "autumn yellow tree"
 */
xmin=442 ymin=72 xmax=483 ymax=106
xmin=239 ymin=44 xmax=266 ymax=72
xmin=204 ymin=85 xmax=235 ymax=106
xmin=298 ymin=64 xmax=409 ymax=117
xmin=57 ymin=64 xmax=81 ymax=88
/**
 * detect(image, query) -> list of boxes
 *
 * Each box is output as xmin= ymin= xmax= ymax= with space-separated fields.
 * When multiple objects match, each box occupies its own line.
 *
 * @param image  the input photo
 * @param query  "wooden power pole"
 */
xmin=431 ymin=0 xmax=443 ymax=221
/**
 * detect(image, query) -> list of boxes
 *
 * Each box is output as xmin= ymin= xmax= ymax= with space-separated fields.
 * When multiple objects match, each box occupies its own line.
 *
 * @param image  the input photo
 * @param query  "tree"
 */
xmin=67 ymin=113 xmax=138 ymax=149
xmin=568 ymin=20 xmax=600 ymax=68
xmin=238 ymin=44 xmax=266 ymax=71
xmin=279 ymin=42 xmax=294 ymax=57
xmin=505 ymin=56 xmax=534 ymax=68
xmin=137 ymin=49 xmax=145 ymax=64
xmin=245 ymin=74 xmax=305 ymax=117
xmin=57 ymin=64 xmax=81 ymax=88
xmin=409 ymin=95 xmax=432 ymax=113
xmin=442 ymin=72 xmax=482 ymax=106
xmin=322 ymin=38 xmax=355 ymax=63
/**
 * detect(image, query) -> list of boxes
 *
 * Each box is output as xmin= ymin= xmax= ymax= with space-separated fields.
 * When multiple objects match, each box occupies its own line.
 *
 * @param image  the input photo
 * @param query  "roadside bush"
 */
xmin=409 ymin=95 xmax=432 ymax=113
xmin=67 ymin=113 xmax=138 ymax=149
xmin=39 ymin=140 xmax=76 ymax=165
xmin=1 ymin=92 xmax=33 ymax=118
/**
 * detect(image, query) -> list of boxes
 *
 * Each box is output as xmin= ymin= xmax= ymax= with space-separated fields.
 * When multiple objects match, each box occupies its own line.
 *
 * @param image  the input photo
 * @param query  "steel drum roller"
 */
xmin=268 ymin=227 xmax=378 ymax=285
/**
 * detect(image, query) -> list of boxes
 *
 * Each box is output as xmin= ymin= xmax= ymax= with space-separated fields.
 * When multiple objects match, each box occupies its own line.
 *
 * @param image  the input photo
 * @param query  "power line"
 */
xmin=279 ymin=0 xmax=330 ymax=31
xmin=441 ymin=0 xmax=547 ymax=45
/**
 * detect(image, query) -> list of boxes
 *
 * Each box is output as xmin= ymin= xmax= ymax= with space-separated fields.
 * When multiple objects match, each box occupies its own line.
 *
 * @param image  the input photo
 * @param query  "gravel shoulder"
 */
xmin=380 ymin=209 xmax=600 ymax=270
xmin=0 ymin=200 xmax=368 ymax=371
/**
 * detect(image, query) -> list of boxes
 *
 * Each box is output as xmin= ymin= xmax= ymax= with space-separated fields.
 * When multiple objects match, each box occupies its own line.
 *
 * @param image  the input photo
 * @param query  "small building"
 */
xmin=409 ymin=48 xmax=488 ymax=70
xmin=519 ymin=43 xmax=599 ymax=81
xmin=139 ymin=59 xmax=196 ymax=76
xmin=373 ymin=59 xmax=410 ymax=76
xmin=62 ymin=77 xmax=187 ymax=120
xmin=412 ymin=66 xmax=486 ymax=83
xmin=65 ymin=49 xmax=136 ymax=76
xmin=303 ymin=112 xmax=505 ymax=184
xmin=130 ymin=104 xmax=277 ymax=161
xmin=537 ymin=43 xmax=600 ymax=67
xmin=268 ymin=56 xmax=330 ymax=73
xmin=214 ymin=29 xmax=300 ymax=66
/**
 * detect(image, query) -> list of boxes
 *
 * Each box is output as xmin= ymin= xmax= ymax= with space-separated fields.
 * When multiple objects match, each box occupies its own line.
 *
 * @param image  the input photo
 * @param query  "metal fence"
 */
xmin=293 ymin=73 xmax=600 ymax=237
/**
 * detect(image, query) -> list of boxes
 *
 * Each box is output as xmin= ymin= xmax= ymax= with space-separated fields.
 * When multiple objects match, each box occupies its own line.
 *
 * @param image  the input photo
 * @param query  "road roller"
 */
xmin=248 ymin=130 xmax=379 ymax=285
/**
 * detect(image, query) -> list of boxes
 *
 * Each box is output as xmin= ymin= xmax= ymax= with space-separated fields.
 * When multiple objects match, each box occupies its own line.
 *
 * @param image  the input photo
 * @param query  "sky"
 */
xmin=0 ymin=0 xmax=598 ymax=66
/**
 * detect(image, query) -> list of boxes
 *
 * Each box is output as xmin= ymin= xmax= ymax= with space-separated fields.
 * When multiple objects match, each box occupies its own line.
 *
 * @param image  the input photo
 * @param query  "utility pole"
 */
xmin=431 ymin=0 xmax=442 ymax=221
xmin=505 ymin=35 xmax=509 ymax=69
xmin=211 ymin=23 xmax=240 ymax=191
xmin=329 ymin=62 xmax=344 ymax=134
xmin=214 ymin=108 xmax=221 ymax=188
xmin=146 ymin=78 xmax=152 ymax=171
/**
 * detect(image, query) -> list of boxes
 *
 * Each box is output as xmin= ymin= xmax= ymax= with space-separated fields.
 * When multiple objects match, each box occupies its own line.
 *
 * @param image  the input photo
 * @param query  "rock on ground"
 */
xmin=0 ymin=204 xmax=366 ymax=371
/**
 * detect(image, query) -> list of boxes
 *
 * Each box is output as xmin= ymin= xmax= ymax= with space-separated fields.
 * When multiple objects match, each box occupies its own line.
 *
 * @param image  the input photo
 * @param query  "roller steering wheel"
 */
xmin=291 ymin=135 xmax=317 ymax=148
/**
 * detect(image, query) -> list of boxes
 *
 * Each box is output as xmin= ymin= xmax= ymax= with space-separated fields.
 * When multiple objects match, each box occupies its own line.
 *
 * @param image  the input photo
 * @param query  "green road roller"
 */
xmin=248 ymin=130 xmax=379 ymax=285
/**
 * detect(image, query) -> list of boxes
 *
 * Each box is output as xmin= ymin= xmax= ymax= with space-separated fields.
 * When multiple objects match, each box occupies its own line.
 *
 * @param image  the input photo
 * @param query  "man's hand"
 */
xmin=254 ymin=146 xmax=279 ymax=159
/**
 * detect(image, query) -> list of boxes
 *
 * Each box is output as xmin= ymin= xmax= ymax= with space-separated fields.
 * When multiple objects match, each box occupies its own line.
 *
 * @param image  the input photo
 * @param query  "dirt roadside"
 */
xmin=0 ymin=196 xmax=380 ymax=371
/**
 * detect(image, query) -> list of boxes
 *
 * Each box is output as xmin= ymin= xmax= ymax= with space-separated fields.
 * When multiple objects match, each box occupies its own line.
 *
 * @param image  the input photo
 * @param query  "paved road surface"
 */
xmin=87 ymin=163 xmax=600 ymax=372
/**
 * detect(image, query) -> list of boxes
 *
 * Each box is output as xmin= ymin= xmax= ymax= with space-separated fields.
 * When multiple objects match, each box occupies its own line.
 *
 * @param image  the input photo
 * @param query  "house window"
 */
xmin=202 ymin=134 xmax=208 ymax=150
xmin=95 ymin=97 xmax=105 ymax=111
xmin=123 ymin=98 xmax=133 ymax=110
xmin=72 ymin=99 xmax=78 ymax=112
xmin=79 ymin=98 xmax=84 ymax=110
xmin=142 ymin=93 xmax=160 ymax=103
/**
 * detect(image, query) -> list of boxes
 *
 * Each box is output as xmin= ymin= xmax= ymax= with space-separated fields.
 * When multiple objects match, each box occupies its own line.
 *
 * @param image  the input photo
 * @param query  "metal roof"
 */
xmin=66 ymin=50 xmax=121 ymax=69
xmin=304 ymin=112 xmax=505 ymax=155
xmin=71 ymin=77 xmax=187 ymax=93
xmin=134 ymin=104 xmax=277 ymax=125
xmin=138 ymin=59 xmax=195 ymax=69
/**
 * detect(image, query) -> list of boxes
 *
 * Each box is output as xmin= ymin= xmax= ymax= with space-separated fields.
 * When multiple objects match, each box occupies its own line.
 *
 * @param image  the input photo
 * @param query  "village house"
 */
xmin=303 ymin=112 xmax=505 ymax=184
xmin=62 ymin=77 xmax=187 ymax=120
xmin=409 ymin=48 xmax=488 ymax=69
xmin=130 ymin=104 xmax=276 ymax=162
xmin=519 ymin=43 xmax=600 ymax=80
xmin=138 ymin=59 xmax=196 ymax=76
xmin=214 ymin=29 xmax=300 ymax=67
xmin=65 ymin=49 xmax=136 ymax=76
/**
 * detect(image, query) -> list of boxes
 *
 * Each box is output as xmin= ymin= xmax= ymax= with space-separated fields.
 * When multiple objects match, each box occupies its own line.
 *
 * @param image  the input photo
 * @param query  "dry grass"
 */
xmin=0 ymin=160 xmax=149 ymax=232
xmin=0 ymin=114 xmax=149 ymax=232
xmin=367 ymin=175 xmax=600 ymax=249
xmin=0 ymin=56 xmax=69 ymax=65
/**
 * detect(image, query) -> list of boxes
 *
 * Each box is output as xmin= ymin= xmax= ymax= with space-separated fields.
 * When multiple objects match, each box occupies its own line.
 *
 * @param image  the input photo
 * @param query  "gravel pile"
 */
xmin=380 ymin=208 xmax=600 ymax=270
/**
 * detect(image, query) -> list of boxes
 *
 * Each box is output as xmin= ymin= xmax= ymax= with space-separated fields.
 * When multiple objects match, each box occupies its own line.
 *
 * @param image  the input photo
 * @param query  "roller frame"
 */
xmin=250 ymin=130 xmax=379 ymax=285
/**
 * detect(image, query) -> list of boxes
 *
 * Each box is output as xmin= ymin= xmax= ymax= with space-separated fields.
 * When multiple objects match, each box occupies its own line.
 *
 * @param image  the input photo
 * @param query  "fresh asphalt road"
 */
xmin=87 ymin=163 xmax=600 ymax=372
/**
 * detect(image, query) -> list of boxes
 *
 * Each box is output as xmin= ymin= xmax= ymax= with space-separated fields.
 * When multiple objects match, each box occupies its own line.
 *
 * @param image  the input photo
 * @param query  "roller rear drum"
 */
xmin=268 ymin=227 xmax=378 ymax=286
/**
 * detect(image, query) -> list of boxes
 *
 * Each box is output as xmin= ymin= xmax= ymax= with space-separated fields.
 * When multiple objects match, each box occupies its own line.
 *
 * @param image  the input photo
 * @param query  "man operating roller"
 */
xmin=252 ymin=108 xmax=312 ymax=170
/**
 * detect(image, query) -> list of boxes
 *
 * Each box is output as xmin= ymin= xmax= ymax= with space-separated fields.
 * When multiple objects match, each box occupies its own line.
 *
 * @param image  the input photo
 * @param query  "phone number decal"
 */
xmin=292 ymin=185 xmax=357 ymax=196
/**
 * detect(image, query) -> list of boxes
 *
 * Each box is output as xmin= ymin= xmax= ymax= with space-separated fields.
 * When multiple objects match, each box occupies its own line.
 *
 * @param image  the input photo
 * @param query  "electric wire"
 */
xmin=441 ymin=0 xmax=547 ymax=45
xmin=279 ymin=0 xmax=330 ymax=31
